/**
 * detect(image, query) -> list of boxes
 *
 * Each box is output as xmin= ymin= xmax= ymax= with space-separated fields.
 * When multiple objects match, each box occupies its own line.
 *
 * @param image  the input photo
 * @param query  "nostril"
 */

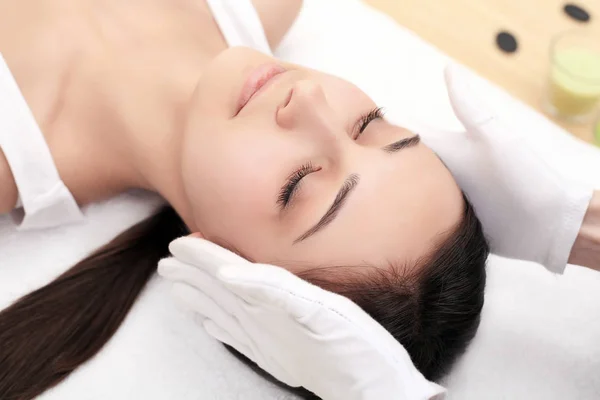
xmin=276 ymin=89 xmax=294 ymax=127
xmin=282 ymin=88 xmax=293 ymax=108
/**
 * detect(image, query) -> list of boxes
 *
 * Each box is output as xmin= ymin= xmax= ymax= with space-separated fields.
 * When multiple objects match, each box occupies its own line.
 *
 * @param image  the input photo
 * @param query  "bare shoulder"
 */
xmin=251 ymin=0 xmax=303 ymax=49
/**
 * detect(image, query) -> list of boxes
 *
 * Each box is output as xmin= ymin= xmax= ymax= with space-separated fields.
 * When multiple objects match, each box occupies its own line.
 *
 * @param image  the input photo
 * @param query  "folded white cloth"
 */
xmin=0 ymin=53 xmax=83 ymax=230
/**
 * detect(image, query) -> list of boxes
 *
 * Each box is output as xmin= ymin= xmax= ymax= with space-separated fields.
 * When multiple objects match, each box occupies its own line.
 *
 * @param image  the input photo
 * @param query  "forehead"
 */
xmin=270 ymin=143 xmax=464 ymax=272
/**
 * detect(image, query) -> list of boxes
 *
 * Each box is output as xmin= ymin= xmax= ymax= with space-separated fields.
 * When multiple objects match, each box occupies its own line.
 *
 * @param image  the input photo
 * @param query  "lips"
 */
xmin=236 ymin=63 xmax=287 ymax=114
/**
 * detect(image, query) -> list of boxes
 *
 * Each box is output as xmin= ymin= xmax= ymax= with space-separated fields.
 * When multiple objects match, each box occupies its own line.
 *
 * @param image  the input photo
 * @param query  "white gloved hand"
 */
xmin=158 ymin=237 xmax=444 ymax=400
xmin=420 ymin=64 xmax=594 ymax=273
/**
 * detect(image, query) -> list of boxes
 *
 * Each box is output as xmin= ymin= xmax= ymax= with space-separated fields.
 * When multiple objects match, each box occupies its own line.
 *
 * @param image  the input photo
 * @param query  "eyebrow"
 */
xmin=382 ymin=134 xmax=421 ymax=153
xmin=294 ymin=174 xmax=360 ymax=244
xmin=293 ymin=134 xmax=420 ymax=244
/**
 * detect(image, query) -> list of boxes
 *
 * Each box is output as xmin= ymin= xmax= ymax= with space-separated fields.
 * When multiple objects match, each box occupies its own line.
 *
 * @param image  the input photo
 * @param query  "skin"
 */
xmin=0 ymin=0 xmax=465 ymax=273
xmin=180 ymin=47 xmax=464 ymax=270
xmin=570 ymin=193 xmax=600 ymax=270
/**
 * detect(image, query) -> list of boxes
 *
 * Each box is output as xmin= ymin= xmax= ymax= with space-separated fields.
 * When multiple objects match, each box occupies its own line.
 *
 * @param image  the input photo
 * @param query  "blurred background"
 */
xmin=365 ymin=0 xmax=600 ymax=144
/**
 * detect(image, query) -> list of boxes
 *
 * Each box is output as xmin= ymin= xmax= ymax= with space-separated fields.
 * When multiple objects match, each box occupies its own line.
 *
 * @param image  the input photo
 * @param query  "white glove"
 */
xmin=420 ymin=64 xmax=594 ymax=273
xmin=158 ymin=237 xmax=445 ymax=400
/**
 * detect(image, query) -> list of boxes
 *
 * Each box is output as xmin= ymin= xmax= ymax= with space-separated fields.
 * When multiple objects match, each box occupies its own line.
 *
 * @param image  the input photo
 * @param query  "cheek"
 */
xmin=218 ymin=151 xmax=274 ymax=210
xmin=190 ymin=145 xmax=271 ymax=208
xmin=182 ymin=129 xmax=283 ymax=234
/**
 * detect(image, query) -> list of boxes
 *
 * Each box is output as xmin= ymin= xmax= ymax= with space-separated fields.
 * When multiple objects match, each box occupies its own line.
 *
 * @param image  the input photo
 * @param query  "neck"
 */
xmin=96 ymin=70 xmax=203 ymax=230
xmin=52 ymin=54 xmax=223 ymax=232
xmin=125 ymin=93 xmax=198 ymax=230
xmin=48 ymin=2 xmax=229 ymax=228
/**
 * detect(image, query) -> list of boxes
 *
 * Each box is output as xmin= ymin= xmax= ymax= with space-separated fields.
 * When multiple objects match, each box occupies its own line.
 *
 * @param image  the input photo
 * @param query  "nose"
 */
xmin=276 ymin=80 xmax=337 ymax=138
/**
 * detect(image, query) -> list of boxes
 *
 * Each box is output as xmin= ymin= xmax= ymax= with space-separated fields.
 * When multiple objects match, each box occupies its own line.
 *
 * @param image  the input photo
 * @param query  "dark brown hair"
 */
xmin=0 ymin=197 xmax=487 ymax=400
xmin=229 ymin=195 xmax=488 ymax=399
xmin=0 ymin=207 xmax=188 ymax=400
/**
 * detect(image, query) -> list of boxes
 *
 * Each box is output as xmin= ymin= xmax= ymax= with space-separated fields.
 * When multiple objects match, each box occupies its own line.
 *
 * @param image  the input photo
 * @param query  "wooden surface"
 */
xmin=364 ymin=0 xmax=600 ymax=143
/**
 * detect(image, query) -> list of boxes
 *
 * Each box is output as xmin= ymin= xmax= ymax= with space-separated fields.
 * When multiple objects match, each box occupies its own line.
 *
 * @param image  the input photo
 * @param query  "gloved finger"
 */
xmin=445 ymin=64 xmax=525 ymax=154
xmin=160 ymin=259 xmax=300 ymax=373
xmin=170 ymin=282 xmax=248 ymax=345
xmin=220 ymin=264 xmax=406 ymax=341
xmin=168 ymin=237 xmax=251 ymax=276
xmin=158 ymin=257 xmax=241 ymax=314
xmin=417 ymin=124 xmax=469 ymax=160
xmin=444 ymin=63 xmax=495 ymax=132
xmin=202 ymin=319 xmax=253 ymax=359
xmin=204 ymin=318 xmax=300 ymax=388
xmin=217 ymin=263 xmax=329 ymax=320
xmin=159 ymin=257 xmax=218 ymax=290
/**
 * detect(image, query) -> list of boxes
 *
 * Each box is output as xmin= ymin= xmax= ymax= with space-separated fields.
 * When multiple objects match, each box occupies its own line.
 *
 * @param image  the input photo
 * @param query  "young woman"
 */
xmin=0 ymin=0 xmax=492 ymax=398
xmin=159 ymin=63 xmax=600 ymax=399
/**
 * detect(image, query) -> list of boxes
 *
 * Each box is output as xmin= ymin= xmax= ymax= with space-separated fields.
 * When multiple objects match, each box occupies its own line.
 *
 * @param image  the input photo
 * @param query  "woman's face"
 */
xmin=181 ymin=47 xmax=463 ymax=273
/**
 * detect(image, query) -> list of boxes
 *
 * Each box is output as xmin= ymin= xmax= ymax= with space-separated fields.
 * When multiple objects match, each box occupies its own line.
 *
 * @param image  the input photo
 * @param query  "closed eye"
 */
xmin=277 ymin=162 xmax=320 ymax=210
xmin=354 ymin=107 xmax=384 ymax=139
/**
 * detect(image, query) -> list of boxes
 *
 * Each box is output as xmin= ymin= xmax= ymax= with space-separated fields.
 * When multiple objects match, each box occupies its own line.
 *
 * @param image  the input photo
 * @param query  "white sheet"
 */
xmin=2 ymin=0 xmax=600 ymax=399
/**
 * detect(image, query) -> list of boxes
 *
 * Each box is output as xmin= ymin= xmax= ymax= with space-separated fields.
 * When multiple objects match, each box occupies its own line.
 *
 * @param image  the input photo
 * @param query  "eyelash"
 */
xmin=355 ymin=106 xmax=384 ymax=139
xmin=277 ymin=162 xmax=318 ymax=209
xmin=277 ymin=106 xmax=384 ymax=209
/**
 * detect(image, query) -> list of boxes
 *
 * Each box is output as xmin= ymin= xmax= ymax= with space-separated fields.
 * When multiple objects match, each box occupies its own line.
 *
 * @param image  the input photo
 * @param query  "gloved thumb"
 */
xmin=444 ymin=63 xmax=495 ymax=131
xmin=168 ymin=237 xmax=251 ymax=276
xmin=218 ymin=263 xmax=321 ymax=319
